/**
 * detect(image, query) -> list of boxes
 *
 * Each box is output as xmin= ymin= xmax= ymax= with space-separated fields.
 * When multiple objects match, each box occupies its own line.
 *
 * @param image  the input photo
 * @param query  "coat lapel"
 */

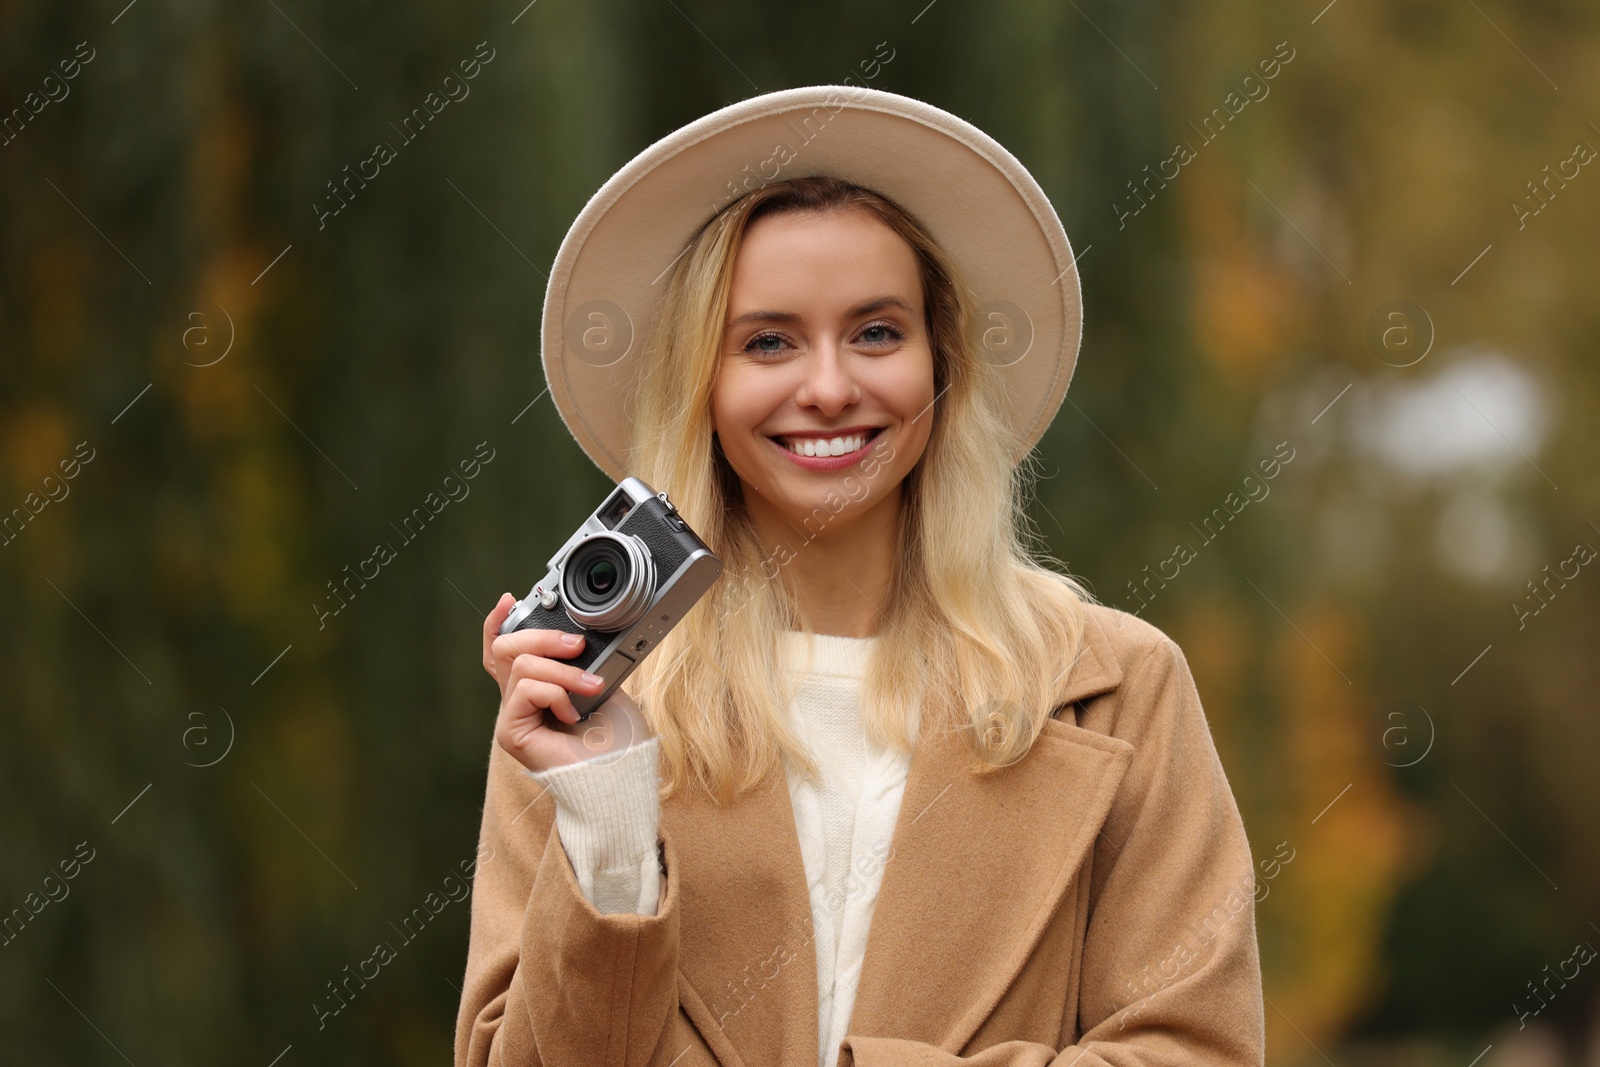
xmin=846 ymin=609 xmax=1134 ymax=1051
xmin=661 ymin=608 xmax=1133 ymax=1066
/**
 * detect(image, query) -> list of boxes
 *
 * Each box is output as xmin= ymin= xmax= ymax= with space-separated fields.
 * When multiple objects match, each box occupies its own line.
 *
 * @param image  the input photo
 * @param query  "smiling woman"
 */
xmin=457 ymin=86 xmax=1263 ymax=1067
xmin=711 ymin=204 xmax=935 ymax=569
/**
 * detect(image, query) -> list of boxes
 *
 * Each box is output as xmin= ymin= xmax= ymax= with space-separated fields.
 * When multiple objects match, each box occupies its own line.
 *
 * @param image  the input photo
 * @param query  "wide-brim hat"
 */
xmin=541 ymin=84 xmax=1083 ymax=482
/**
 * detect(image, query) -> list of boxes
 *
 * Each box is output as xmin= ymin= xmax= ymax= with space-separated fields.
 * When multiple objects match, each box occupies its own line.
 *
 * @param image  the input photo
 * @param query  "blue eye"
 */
xmin=740 ymin=322 xmax=903 ymax=356
xmin=859 ymin=322 xmax=904 ymax=346
xmin=743 ymin=332 xmax=789 ymax=356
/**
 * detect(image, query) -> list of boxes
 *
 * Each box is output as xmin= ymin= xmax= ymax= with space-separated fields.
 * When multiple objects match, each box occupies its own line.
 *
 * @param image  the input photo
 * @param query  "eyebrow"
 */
xmin=726 ymin=295 xmax=915 ymax=329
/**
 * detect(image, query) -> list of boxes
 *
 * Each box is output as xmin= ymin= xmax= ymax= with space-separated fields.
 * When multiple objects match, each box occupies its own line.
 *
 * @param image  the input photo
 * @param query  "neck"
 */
xmin=748 ymin=484 xmax=900 ymax=638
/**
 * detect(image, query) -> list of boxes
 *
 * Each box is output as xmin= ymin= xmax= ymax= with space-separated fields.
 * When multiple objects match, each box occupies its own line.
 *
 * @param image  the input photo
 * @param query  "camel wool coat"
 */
xmin=453 ymin=603 xmax=1266 ymax=1067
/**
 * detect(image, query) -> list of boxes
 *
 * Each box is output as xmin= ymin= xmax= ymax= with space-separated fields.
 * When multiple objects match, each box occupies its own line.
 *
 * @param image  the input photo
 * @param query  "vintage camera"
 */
xmin=499 ymin=477 xmax=722 ymax=721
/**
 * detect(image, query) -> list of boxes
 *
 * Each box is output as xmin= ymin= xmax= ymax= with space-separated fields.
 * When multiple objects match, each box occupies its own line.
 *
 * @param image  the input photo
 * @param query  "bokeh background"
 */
xmin=3 ymin=0 xmax=1598 ymax=1063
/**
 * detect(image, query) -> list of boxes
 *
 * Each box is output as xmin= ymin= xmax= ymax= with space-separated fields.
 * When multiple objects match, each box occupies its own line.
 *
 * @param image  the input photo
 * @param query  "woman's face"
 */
xmin=711 ymin=207 xmax=936 ymax=543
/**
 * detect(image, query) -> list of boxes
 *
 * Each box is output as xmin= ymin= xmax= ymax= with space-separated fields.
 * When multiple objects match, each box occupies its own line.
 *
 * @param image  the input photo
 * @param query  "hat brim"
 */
xmin=541 ymin=84 xmax=1083 ymax=483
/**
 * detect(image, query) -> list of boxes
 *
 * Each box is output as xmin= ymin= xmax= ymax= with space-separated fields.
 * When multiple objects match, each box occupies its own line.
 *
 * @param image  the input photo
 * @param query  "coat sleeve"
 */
xmin=836 ymin=635 xmax=1266 ymax=1067
xmin=452 ymin=735 xmax=684 ymax=1067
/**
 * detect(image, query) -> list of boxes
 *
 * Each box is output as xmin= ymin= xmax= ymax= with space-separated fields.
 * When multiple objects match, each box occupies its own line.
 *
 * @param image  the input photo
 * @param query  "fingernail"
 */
xmin=563 ymin=633 xmax=583 ymax=646
xmin=581 ymin=672 xmax=604 ymax=687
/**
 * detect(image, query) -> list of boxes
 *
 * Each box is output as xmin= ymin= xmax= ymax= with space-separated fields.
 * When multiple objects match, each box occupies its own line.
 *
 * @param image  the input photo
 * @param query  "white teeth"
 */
xmin=780 ymin=432 xmax=871 ymax=458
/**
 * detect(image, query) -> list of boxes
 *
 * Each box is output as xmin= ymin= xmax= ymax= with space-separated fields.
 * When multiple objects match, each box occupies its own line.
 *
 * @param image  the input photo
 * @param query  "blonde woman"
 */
xmin=455 ymin=87 xmax=1264 ymax=1067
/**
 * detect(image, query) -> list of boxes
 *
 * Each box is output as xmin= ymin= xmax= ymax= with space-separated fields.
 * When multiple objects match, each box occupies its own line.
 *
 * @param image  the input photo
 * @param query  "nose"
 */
xmin=793 ymin=338 xmax=861 ymax=415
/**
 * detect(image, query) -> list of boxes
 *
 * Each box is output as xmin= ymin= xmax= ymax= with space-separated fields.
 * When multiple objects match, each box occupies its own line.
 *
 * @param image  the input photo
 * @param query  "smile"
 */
xmin=766 ymin=427 xmax=886 ymax=469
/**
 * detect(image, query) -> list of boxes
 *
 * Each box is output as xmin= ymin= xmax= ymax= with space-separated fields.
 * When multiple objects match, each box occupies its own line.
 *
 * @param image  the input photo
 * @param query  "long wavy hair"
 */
xmin=620 ymin=174 xmax=1096 ymax=804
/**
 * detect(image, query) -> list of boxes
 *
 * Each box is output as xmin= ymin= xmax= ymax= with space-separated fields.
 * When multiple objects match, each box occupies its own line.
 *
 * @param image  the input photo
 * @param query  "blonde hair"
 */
xmin=622 ymin=174 xmax=1096 ymax=805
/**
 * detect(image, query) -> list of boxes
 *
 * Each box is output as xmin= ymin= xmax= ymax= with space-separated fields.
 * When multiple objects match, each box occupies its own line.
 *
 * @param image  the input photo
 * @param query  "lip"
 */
xmin=768 ymin=424 xmax=883 ymax=440
xmin=766 ymin=427 xmax=887 ymax=471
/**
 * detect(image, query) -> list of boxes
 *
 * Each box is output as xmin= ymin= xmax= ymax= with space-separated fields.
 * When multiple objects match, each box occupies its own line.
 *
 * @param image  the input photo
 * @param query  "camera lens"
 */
xmin=568 ymin=542 xmax=629 ymax=611
xmin=561 ymin=533 xmax=655 ymax=632
xmin=585 ymin=559 xmax=618 ymax=596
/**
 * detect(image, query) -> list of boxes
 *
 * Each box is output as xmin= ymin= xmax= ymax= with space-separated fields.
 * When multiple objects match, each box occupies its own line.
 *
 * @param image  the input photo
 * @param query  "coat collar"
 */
xmin=660 ymin=606 xmax=1134 ymax=1066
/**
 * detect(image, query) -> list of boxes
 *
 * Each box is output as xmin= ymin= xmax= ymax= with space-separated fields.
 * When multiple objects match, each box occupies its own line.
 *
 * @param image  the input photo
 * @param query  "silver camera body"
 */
xmin=499 ymin=477 xmax=722 ymax=721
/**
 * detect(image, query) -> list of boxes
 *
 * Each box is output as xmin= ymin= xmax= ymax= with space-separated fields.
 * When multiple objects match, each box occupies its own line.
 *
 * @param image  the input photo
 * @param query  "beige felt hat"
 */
xmin=540 ymin=84 xmax=1083 ymax=482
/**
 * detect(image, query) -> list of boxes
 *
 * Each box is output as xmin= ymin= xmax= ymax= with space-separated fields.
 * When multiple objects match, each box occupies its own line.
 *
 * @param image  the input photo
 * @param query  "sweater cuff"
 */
xmin=523 ymin=737 xmax=663 ymax=916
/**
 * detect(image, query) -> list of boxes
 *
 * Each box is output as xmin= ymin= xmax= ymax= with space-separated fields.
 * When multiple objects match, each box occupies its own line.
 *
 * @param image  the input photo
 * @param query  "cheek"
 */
xmin=713 ymin=366 xmax=784 ymax=438
xmin=711 ymin=390 xmax=774 ymax=492
xmin=886 ymin=351 xmax=936 ymax=426
xmin=709 ymin=374 xmax=742 ymax=438
xmin=890 ymin=357 xmax=937 ymax=463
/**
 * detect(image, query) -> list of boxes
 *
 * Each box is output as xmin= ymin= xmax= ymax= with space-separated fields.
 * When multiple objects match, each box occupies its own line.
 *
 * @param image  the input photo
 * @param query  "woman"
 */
xmin=455 ymin=86 xmax=1264 ymax=1067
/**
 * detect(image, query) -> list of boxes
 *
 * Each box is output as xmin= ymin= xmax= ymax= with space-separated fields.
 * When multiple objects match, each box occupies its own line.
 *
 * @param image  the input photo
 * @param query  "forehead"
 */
xmin=727 ymin=207 xmax=922 ymax=312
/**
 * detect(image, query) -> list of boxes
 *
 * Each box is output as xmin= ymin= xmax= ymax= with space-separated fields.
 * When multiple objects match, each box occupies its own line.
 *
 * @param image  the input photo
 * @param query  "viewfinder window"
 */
xmin=596 ymin=491 xmax=633 ymax=530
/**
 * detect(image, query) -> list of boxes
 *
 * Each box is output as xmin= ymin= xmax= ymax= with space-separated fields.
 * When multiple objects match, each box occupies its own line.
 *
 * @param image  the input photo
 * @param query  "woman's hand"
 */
xmin=482 ymin=593 xmax=655 ymax=774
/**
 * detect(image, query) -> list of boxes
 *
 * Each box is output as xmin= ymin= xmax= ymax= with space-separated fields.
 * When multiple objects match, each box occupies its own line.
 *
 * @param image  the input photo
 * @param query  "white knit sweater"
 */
xmin=524 ymin=630 xmax=913 ymax=1067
